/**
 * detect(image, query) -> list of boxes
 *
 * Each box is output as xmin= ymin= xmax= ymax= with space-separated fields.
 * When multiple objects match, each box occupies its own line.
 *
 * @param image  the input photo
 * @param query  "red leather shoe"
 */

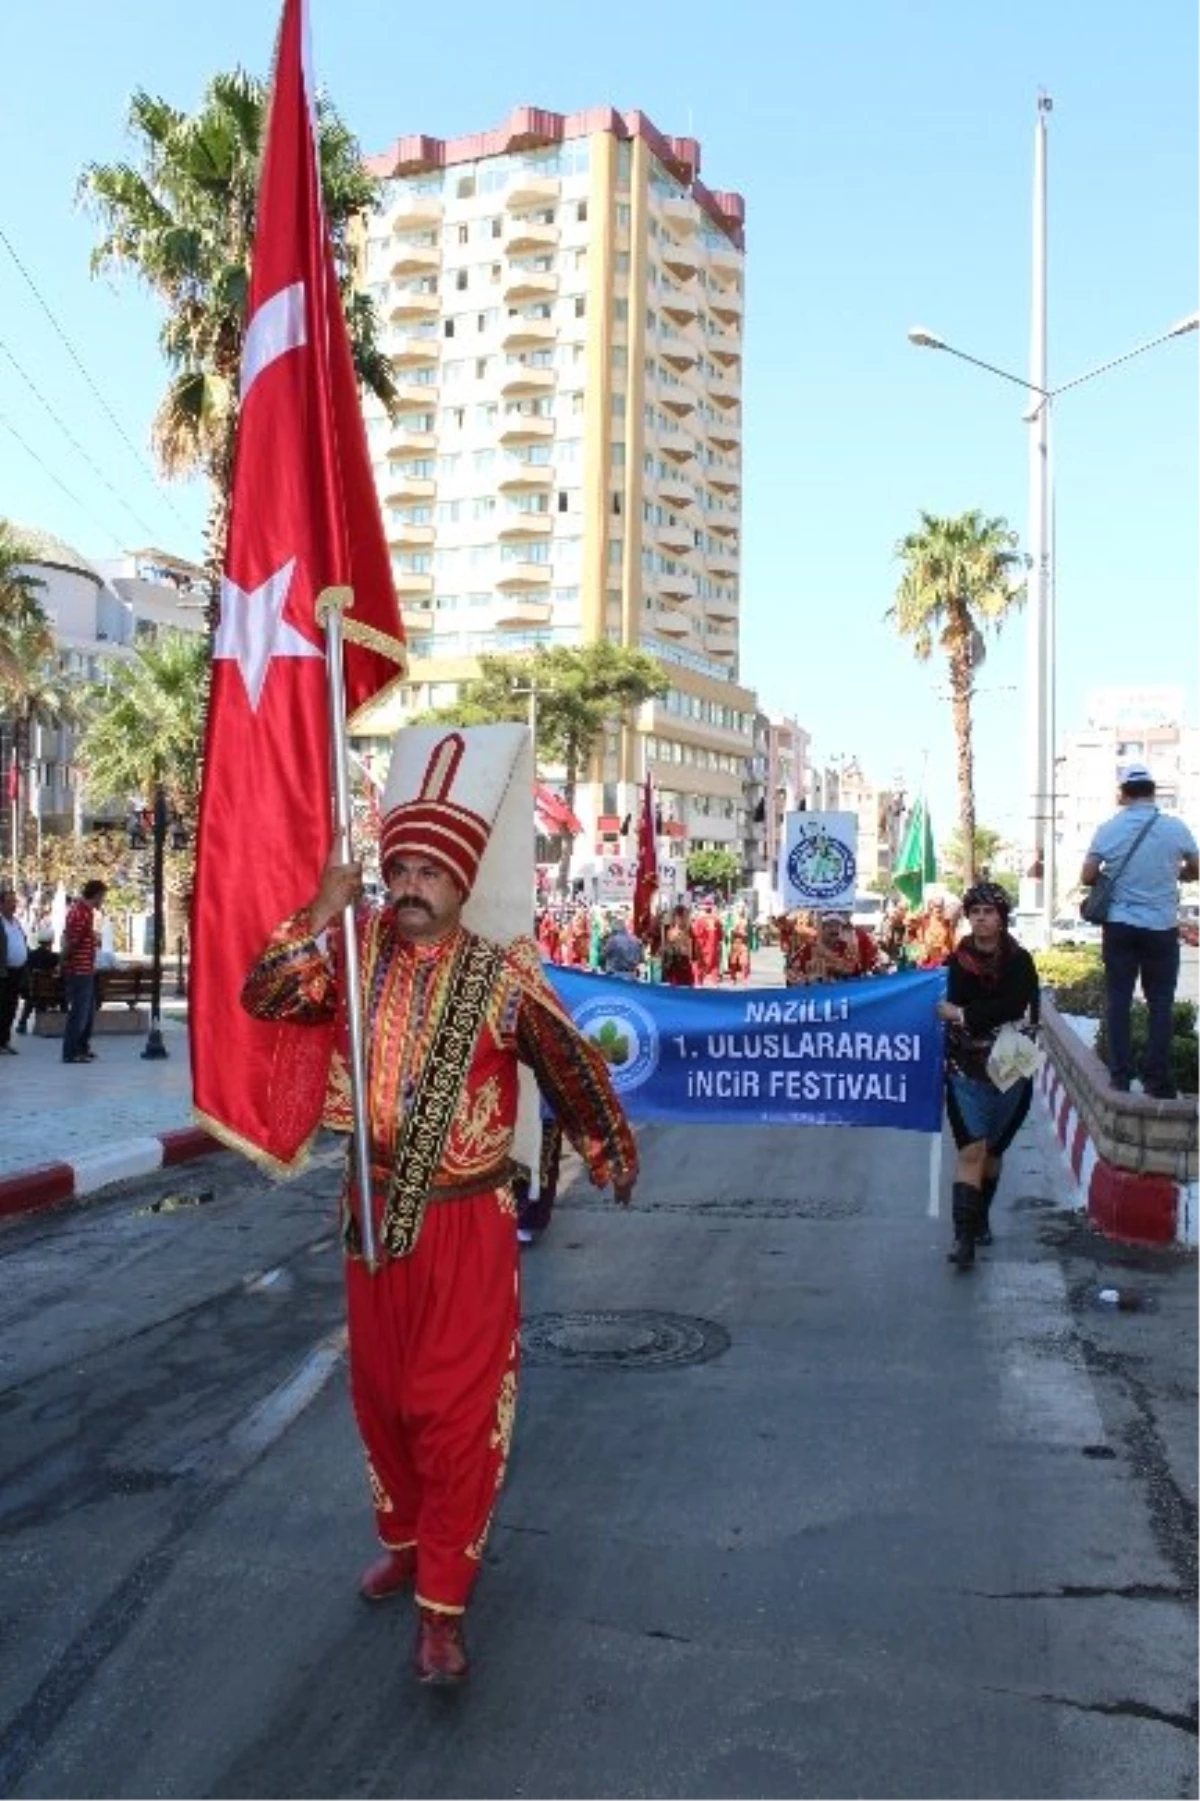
xmin=414 ymin=1608 xmax=468 ymax=1685
xmin=358 ymin=1546 xmax=416 ymax=1602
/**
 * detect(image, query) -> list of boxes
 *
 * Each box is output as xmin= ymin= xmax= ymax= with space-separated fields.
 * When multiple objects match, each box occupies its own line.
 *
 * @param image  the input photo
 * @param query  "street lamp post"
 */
xmin=909 ymin=89 xmax=1197 ymax=950
xmin=141 ymin=783 xmax=169 ymax=1061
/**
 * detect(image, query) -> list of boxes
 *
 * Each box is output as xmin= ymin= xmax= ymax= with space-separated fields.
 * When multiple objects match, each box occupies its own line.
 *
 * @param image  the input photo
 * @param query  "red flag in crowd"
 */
xmin=632 ymin=773 xmax=657 ymax=939
xmin=534 ymin=780 xmax=583 ymax=838
xmin=190 ymin=0 xmax=405 ymax=1169
xmin=5 ymin=751 xmax=18 ymax=804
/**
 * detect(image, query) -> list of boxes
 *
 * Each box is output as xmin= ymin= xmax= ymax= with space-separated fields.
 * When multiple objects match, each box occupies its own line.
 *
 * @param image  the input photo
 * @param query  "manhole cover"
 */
xmin=522 ymin=1309 xmax=730 ymax=1371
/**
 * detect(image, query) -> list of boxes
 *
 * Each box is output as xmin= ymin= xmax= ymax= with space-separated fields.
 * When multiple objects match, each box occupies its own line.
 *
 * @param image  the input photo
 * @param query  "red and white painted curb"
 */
xmin=0 ymin=1128 xmax=220 ymax=1223
xmin=1037 ymin=1060 xmax=1196 ymax=1247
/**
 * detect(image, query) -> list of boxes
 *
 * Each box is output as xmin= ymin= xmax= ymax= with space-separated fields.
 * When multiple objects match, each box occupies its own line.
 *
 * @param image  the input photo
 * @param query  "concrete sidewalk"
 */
xmin=0 ymin=1005 xmax=211 ymax=1213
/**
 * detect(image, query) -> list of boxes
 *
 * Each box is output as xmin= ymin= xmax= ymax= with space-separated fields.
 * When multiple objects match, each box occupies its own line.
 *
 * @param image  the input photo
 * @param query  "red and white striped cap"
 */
xmin=379 ymin=725 xmax=528 ymax=897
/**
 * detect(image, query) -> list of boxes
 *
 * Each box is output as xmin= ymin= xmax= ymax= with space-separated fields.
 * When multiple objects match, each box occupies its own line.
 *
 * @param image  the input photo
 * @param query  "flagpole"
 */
xmin=320 ymin=588 xmax=379 ymax=1272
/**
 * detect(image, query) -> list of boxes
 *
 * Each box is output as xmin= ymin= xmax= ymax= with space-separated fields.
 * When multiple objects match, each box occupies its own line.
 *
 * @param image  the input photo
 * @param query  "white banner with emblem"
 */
xmin=777 ymin=811 xmax=859 ymax=912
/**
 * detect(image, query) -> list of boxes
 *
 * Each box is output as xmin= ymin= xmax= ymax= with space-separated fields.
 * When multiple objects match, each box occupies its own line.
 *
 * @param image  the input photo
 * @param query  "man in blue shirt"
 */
xmin=1081 ymin=763 xmax=1198 ymax=1098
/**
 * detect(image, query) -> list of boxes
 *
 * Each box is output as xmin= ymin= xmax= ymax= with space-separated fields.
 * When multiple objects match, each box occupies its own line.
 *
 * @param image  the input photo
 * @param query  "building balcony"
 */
xmin=708 ymin=468 xmax=740 ymax=495
xmin=389 ymin=197 xmax=443 ymax=234
xmin=657 ymin=521 xmax=695 ymax=557
xmin=390 ymin=290 xmax=439 ymax=322
xmin=395 ymin=571 xmax=434 ymax=597
xmin=498 ymin=458 xmax=554 ymax=490
xmin=498 ymin=512 xmax=553 ymax=539
xmin=706 ymin=245 xmax=742 ymax=282
xmin=384 ymin=473 xmax=435 ymax=505
xmin=402 ymin=604 xmax=435 ymax=633
xmin=706 ymin=541 xmax=740 ymax=579
xmin=662 ymin=296 xmax=700 ymax=328
xmin=389 ymin=428 xmax=437 ymax=454
xmin=504 ymin=270 xmax=558 ymax=305
xmin=708 ymin=418 xmax=741 ymax=451
xmin=493 ymin=598 xmax=554 ymax=628
xmin=660 ymin=197 xmax=697 ymax=238
xmin=393 ymin=388 xmax=439 ymax=419
xmin=500 ymin=364 xmax=556 ymax=398
xmin=390 ymin=244 xmax=440 ymax=279
xmin=506 ymin=176 xmax=560 ymax=210
xmin=652 ymin=608 xmax=692 ymax=638
xmin=505 ymin=220 xmax=560 ymax=257
xmin=658 ymin=471 xmax=696 ymax=508
xmin=502 ymin=317 xmax=556 ymax=351
xmin=708 ymin=378 xmax=740 ymax=409
xmin=390 ymin=332 xmax=440 ymax=368
xmin=662 ymin=246 xmax=699 ymax=283
xmin=499 ymin=413 xmax=555 ymax=444
xmin=660 ymin=390 xmax=696 ymax=422
xmin=656 ymin=425 xmax=695 ymax=461
xmin=496 ymin=560 xmax=553 ymax=589
xmin=661 ymin=343 xmax=700 ymax=375
xmin=658 ymin=569 xmax=696 ymax=602
xmin=705 ymin=590 xmax=739 ymax=622
xmin=710 ymin=289 xmax=743 ymax=325
xmin=387 ymin=521 xmax=434 ymax=549
xmin=707 ymin=635 xmax=737 ymax=662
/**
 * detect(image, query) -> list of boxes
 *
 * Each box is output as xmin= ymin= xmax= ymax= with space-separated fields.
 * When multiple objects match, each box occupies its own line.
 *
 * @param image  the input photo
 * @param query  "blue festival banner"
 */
xmin=548 ymin=968 xmax=948 ymax=1133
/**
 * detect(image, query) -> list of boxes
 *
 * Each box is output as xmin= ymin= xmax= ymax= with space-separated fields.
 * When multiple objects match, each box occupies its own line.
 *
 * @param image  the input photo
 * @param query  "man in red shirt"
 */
xmin=61 ymin=880 xmax=106 ymax=1064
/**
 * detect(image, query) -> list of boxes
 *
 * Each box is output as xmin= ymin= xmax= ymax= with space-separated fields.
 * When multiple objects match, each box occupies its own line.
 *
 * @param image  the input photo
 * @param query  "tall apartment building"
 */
xmin=1055 ymin=686 xmax=1200 ymax=909
xmin=358 ymin=105 xmax=754 ymax=872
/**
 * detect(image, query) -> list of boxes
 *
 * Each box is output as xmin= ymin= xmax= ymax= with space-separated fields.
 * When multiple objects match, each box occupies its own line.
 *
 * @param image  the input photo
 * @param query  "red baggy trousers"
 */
xmin=344 ymin=1189 xmax=519 ymax=1613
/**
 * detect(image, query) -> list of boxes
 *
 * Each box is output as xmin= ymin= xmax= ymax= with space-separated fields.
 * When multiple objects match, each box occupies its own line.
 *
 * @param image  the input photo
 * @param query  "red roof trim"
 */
xmin=365 ymin=106 xmax=745 ymax=249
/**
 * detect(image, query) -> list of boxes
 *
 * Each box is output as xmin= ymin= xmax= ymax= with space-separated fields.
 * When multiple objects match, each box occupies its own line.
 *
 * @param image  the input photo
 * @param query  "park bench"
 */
xmin=28 ymin=965 xmax=155 ymax=1036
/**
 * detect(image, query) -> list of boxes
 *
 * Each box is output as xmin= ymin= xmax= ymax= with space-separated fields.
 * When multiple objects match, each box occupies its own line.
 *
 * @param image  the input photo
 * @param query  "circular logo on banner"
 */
xmin=573 ymin=993 xmax=660 ymax=1094
xmin=786 ymin=825 xmax=858 ymax=903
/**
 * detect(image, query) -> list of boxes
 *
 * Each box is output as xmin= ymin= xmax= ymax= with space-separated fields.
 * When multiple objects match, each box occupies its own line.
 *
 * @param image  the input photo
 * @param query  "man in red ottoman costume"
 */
xmin=242 ymin=725 xmax=637 ymax=1687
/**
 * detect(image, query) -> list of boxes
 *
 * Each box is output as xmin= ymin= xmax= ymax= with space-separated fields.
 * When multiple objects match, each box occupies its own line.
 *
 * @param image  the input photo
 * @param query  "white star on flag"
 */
xmin=214 ymin=557 xmax=322 ymax=711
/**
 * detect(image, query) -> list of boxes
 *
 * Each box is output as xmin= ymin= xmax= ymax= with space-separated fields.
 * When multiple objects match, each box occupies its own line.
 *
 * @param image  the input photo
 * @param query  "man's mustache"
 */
xmin=393 ymin=895 xmax=433 ymax=916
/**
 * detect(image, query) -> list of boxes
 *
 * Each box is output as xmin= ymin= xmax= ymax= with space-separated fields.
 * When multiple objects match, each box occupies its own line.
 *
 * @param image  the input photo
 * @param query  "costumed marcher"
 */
xmin=692 ymin=897 xmax=722 ymax=986
xmin=241 ymin=726 xmax=637 ymax=1686
xmin=726 ymin=902 xmax=752 ymax=983
xmin=785 ymin=909 xmax=878 ymax=985
xmin=658 ymin=903 xmax=697 ymax=987
xmin=935 ymin=882 xmax=1039 ymax=1269
xmin=563 ymin=905 xmax=591 ymax=970
xmin=536 ymin=907 xmax=562 ymax=966
xmin=910 ymin=893 xmax=961 ymax=969
xmin=776 ymin=908 xmax=819 ymax=987
xmin=878 ymin=898 xmax=912 ymax=971
xmin=512 ymin=1118 xmax=565 ymax=1243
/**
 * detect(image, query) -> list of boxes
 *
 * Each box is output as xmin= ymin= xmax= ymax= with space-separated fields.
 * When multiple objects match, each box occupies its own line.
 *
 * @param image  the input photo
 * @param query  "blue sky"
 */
xmin=2 ymin=0 xmax=1196 ymax=849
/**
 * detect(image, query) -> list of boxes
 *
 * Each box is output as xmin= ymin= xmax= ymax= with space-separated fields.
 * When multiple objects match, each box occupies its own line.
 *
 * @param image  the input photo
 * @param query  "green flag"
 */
xmin=893 ymin=796 xmax=936 ymax=907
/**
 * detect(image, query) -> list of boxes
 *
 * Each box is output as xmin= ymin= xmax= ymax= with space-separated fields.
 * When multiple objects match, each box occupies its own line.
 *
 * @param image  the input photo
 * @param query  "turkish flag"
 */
xmin=632 ymin=774 xmax=658 ymax=940
xmin=190 ymin=0 xmax=405 ymax=1170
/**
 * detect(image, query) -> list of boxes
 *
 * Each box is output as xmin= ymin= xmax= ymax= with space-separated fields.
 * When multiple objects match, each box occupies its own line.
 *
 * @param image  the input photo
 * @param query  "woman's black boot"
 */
xmin=976 ymin=1171 xmax=1000 ymax=1247
xmin=947 ymin=1182 xmax=981 ymax=1269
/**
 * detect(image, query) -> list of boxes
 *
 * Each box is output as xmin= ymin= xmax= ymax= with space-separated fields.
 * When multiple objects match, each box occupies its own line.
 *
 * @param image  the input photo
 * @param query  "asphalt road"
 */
xmin=0 ymin=1109 xmax=1195 ymax=1800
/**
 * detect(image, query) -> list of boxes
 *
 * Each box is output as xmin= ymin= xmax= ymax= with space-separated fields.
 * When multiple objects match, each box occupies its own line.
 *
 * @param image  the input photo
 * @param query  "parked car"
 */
xmin=1051 ymin=915 xmax=1103 ymax=947
xmin=851 ymin=894 xmax=884 ymax=931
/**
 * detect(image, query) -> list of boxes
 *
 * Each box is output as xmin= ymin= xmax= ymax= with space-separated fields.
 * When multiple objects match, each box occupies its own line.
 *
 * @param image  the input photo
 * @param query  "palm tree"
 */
xmin=0 ymin=620 xmax=78 ymax=864
xmin=79 ymin=73 xmax=397 ymax=618
xmin=0 ymin=521 xmax=48 ymax=640
xmin=890 ymin=510 xmax=1024 ymax=884
xmin=420 ymin=643 xmax=669 ymax=891
xmin=76 ymin=630 xmax=208 ymax=825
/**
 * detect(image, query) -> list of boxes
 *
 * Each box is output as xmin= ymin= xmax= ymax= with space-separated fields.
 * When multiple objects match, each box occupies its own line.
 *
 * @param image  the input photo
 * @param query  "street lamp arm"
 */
xmin=907 ymin=330 xmax=1050 ymax=396
xmin=1050 ymin=315 xmax=1200 ymax=398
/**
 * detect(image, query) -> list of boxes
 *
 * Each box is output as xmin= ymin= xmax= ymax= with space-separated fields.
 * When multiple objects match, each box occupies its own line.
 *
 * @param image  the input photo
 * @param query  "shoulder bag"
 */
xmin=1080 ymin=811 xmax=1160 ymax=925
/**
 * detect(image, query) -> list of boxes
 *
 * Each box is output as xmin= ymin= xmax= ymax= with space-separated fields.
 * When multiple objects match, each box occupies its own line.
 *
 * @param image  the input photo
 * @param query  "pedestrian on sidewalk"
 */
xmin=1080 ymin=763 xmax=1198 ymax=1100
xmin=241 ymin=726 xmax=637 ymax=1688
xmin=0 ymin=887 xmax=30 ymax=1054
xmin=936 ymin=882 xmax=1039 ymax=1270
xmin=61 ymin=880 xmax=107 ymax=1064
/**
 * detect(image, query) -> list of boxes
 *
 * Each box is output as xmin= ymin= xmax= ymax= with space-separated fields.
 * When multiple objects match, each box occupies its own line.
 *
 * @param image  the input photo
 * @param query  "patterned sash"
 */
xmin=380 ymin=932 xmax=505 ymax=1258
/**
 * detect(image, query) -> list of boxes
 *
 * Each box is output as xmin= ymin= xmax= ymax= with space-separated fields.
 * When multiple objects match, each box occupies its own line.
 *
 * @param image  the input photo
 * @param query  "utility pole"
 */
xmin=1021 ymin=89 xmax=1052 ymax=940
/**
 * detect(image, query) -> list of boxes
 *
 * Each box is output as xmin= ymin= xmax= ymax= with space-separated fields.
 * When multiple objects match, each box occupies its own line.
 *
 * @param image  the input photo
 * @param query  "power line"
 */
xmin=0 ymin=411 xmax=126 ymax=553
xmin=0 ymin=224 xmax=194 ymax=536
xmin=0 ymin=336 xmax=166 ymax=544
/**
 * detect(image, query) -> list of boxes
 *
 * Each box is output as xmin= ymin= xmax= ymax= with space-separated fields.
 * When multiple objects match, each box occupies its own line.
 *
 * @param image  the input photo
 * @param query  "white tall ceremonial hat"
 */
xmin=380 ymin=723 xmax=540 ymax=1166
